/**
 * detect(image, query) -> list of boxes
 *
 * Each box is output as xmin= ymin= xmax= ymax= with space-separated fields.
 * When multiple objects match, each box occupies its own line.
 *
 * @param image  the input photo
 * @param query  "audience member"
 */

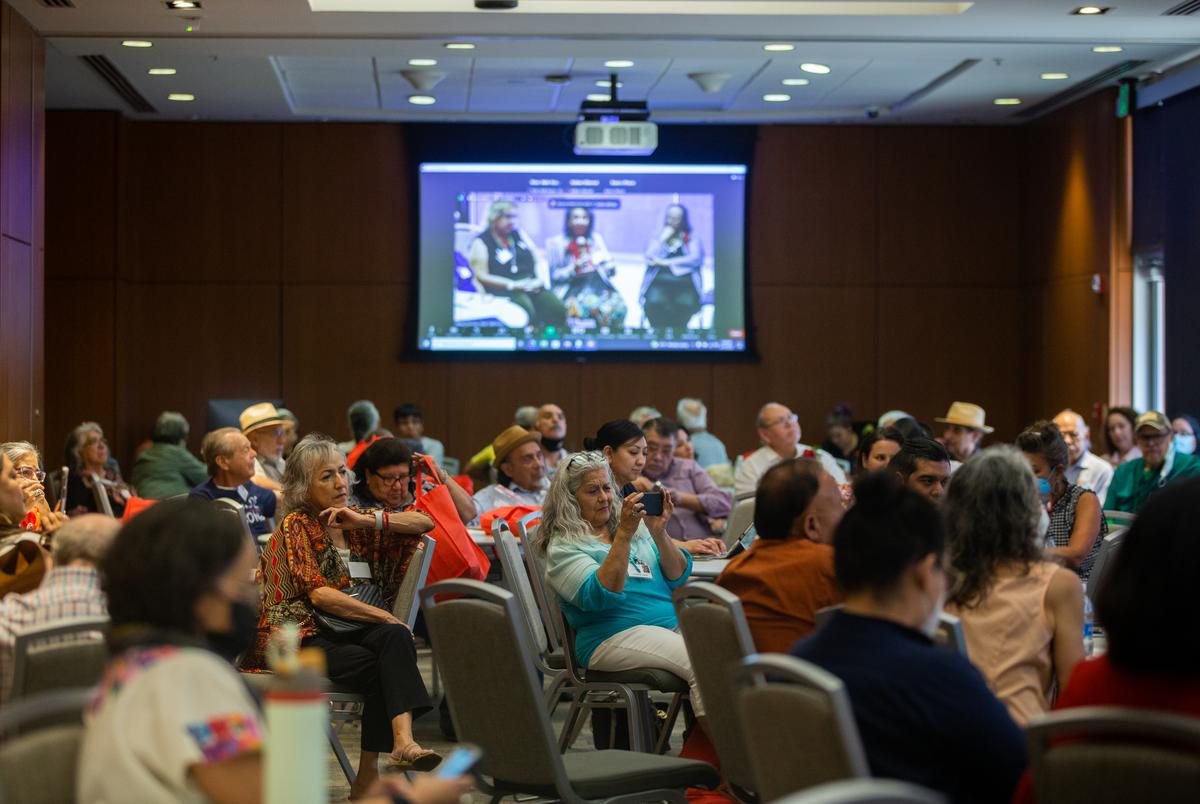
xmin=717 ymin=458 xmax=843 ymax=652
xmin=1017 ymin=421 xmax=1107 ymax=581
xmin=889 ymin=437 xmax=952 ymax=504
xmin=238 ymin=403 xmax=288 ymax=491
xmin=640 ymin=417 xmax=729 ymax=551
xmin=341 ymin=399 xmax=382 ymax=457
xmin=673 ymin=427 xmax=695 ymax=461
xmin=278 ymin=407 xmax=300 ymax=458
xmin=889 ymin=415 xmax=932 ymax=442
xmin=936 ymin=401 xmax=992 ymax=463
xmin=876 ymin=409 xmax=911 ymax=429
xmin=533 ymin=451 xmax=704 ymax=718
xmin=1171 ymin=413 xmax=1198 ymax=455
xmin=130 ymin=411 xmax=209 ymax=499
xmin=190 ymin=428 xmax=278 ymax=540
xmin=466 ymin=405 xmax=539 ymax=476
xmin=64 ymin=421 xmax=131 ymax=517
xmin=855 ymin=426 xmax=904 ymax=476
xmin=1052 ymin=408 xmax=1113 ymax=501
xmin=1104 ymin=411 xmax=1200 ymax=513
xmin=0 ymin=451 xmax=26 ymax=540
xmin=0 ymin=514 xmax=116 ymax=701
xmin=1103 ymin=405 xmax=1140 ymax=466
xmin=676 ymin=397 xmax=730 ymax=468
xmin=471 ymin=426 xmax=548 ymax=518
xmin=734 ymin=402 xmax=846 ymax=497
xmin=629 ymin=405 xmax=662 ymax=427
xmin=352 ymin=437 xmax=476 ymax=525
xmin=534 ymin=403 xmax=569 ymax=475
xmin=791 ymin=473 xmax=1026 ymax=803
xmin=393 ymin=402 xmax=445 ymax=465
xmin=1 ymin=441 xmax=69 ymax=534
xmin=247 ymin=435 xmax=440 ymax=790
xmin=821 ymin=404 xmax=859 ymax=468
xmin=942 ymin=446 xmax=1084 ymax=724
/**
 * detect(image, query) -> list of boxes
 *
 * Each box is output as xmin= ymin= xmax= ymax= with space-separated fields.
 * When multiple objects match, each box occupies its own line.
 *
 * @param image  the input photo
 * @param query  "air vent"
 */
xmin=38 ymin=0 xmax=76 ymax=6
xmin=1013 ymin=60 xmax=1146 ymax=119
xmin=1164 ymin=0 xmax=1200 ymax=15
xmin=80 ymin=55 xmax=157 ymax=114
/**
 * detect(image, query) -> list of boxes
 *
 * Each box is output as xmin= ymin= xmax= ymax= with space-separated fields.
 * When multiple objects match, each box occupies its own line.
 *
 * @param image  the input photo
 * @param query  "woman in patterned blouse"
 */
xmin=245 ymin=434 xmax=440 ymax=794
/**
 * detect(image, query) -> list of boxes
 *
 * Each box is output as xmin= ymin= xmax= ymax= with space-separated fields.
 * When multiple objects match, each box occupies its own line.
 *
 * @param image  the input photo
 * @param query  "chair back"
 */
xmin=10 ymin=616 xmax=110 ymax=699
xmin=672 ymin=582 xmax=758 ymax=792
xmin=724 ymin=497 xmax=756 ymax=550
xmin=772 ymin=779 xmax=947 ymax=804
xmin=88 ymin=473 xmax=114 ymax=517
xmin=736 ymin=653 xmax=869 ymax=800
xmin=1103 ymin=510 xmax=1136 ymax=528
xmin=813 ymin=605 xmax=968 ymax=658
xmin=1027 ymin=706 xmax=1200 ymax=804
xmin=0 ymin=687 xmax=92 ymax=804
xmin=492 ymin=520 xmax=548 ymax=655
xmin=518 ymin=513 xmax=564 ymax=652
xmin=420 ymin=580 xmax=571 ymax=794
xmin=210 ymin=497 xmax=256 ymax=545
xmin=392 ymin=535 xmax=436 ymax=627
xmin=1086 ymin=528 xmax=1126 ymax=605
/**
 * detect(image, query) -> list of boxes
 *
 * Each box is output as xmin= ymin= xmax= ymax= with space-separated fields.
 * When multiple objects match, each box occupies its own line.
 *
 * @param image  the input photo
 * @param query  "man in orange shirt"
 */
xmin=716 ymin=457 xmax=844 ymax=652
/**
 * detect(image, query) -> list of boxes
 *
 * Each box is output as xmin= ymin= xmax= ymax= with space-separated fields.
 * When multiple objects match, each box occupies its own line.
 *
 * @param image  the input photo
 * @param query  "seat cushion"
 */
xmin=546 ymin=649 xmax=566 ymax=670
xmin=563 ymin=750 xmax=719 ymax=798
xmin=584 ymin=667 xmax=688 ymax=692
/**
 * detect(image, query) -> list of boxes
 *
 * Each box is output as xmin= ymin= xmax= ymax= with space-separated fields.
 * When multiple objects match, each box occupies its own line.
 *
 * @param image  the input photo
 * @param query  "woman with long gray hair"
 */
xmin=534 ymin=451 xmax=704 ymax=716
xmin=942 ymin=445 xmax=1084 ymax=725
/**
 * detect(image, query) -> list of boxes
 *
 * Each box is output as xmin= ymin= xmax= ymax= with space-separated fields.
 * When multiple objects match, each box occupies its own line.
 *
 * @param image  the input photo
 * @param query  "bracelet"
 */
xmin=383 ymin=510 xmax=390 ymax=531
xmin=375 ymin=510 xmax=384 ymax=530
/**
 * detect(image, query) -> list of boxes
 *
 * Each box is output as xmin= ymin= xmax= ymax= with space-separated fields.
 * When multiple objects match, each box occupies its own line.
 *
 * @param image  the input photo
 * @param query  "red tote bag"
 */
xmin=412 ymin=455 xmax=491 ymax=583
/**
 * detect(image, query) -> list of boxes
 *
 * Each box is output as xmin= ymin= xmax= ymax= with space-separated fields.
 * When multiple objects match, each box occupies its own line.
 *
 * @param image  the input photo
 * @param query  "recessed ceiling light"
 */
xmin=122 ymin=40 xmax=153 ymax=48
xmin=1041 ymin=72 xmax=1070 ymax=80
xmin=763 ymin=43 xmax=795 ymax=52
xmin=408 ymin=95 xmax=436 ymax=106
xmin=444 ymin=42 xmax=475 ymax=50
xmin=781 ymin=78 xmax=810 ymax=86
xmin=800 ymin=63 xmax=832 ymax=75
xmin=993 ymin=97 xmax=1022 ymax=106
xmin=595 ymin=79 xmax=624 ymax=88
xmin=165 ymin=0 xmax=200 ymax=8
xmin=763 ymin=93 xmax=791 ymax=102
xmin=1092 ymin=45 xmax=1124 ymax=53
xmin=605 ymin=60 xmax=635 ymax=68
xmin=167 ymin=93 xmax=194 ymax=102
xmin=408 ymin=58 xmax=438 ymax=67
xmin=1072 ymin=5 xmax=1110 ymax=14
xmin=586 ymin=94 xmax=611 ymax=102
xmin=148 ymin=68 xmax=177 ymax=76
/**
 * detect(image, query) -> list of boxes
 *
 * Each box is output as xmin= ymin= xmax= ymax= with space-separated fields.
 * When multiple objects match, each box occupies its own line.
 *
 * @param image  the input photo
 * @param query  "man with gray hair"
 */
xmin=0 ymin=514 xmax=118 ymax=701
xmin=190 ymin=427 xmax=277 ymax=539
xmin=734 ymin=402 xmax=847 ymax=497
xmin=129 ymin=411 xmax=209 ymax=499
xmin=1053 ymin=409 xmax=1113 ymax=501
xmin=675 ymin=397 xmax=730 ymax=468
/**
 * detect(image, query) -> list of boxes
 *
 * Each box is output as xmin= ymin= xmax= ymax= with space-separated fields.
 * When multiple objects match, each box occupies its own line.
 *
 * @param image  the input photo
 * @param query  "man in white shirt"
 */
xmin=1054 ymin=409 xmax=1114 ymax=501
xmin=734 ymin=402 xmax=847 ymax=496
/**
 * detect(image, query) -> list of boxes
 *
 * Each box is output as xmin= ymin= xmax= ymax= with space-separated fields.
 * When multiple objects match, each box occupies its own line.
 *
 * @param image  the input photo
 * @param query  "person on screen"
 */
xmin=545 ymin=206 xmax=627 ymax=329
xmin=640 ymin=203 xmax=704 ymax=330
xmin=467 ymin=200 xmax=566 ymax=330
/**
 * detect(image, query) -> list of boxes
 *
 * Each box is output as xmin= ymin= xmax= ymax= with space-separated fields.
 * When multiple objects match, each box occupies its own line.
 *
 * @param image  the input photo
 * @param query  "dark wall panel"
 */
xmin=45 ymin=110 xmax=117 ymax=281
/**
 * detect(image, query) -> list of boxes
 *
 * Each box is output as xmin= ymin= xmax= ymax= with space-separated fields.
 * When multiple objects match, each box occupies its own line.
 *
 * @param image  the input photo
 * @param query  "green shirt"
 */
xmin=129 ymin=442 xmax=209 ymax=500
xmin=1103 ymin=450 xmax=1200 ymax=514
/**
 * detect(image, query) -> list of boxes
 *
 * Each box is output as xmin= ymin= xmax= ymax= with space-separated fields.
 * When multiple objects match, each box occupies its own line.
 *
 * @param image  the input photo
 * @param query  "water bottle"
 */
xmin=1082 ymin=596 xmax=1095 ymax=657
xmin=264 ymin=628 xmax=329 ymax=804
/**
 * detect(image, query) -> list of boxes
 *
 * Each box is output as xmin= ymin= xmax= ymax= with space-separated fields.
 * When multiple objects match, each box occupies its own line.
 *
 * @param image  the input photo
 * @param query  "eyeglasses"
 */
xmin=766 ymin=414 xmax=799 ymax=430
xmin=1136 ymin=431 xmax=1170 ymax=444
xmin=14 ymin=466 xmax=46 ymax=482
xmin=373 ymin=471 xmax=410 ymax=487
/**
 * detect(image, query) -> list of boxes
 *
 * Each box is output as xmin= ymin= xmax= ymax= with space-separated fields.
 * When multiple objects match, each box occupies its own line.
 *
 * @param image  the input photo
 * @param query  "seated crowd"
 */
xmin=1 ymin=394 xmax=1198 ymax=804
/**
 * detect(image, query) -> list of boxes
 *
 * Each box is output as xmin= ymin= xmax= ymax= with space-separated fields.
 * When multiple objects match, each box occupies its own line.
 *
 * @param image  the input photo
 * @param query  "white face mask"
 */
xmin=921 ymin=586 xmax=947 ymax=638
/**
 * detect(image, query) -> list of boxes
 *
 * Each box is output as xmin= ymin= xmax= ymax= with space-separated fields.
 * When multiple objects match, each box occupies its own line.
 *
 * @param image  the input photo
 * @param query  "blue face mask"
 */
xmin=1037 ymin=476 xmax=1053 ymax=496
xmin=1175 ymin=433 xmax=1197 ymax=455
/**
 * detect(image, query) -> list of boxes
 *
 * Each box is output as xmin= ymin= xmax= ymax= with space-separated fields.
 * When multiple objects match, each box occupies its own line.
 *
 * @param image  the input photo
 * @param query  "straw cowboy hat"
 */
xmin=935 ymin=401 xmax=994 ymax=434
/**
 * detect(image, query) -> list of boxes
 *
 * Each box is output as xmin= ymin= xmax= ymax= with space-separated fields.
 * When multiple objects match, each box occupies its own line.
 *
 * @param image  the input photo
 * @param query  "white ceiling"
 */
xmin=21 ymin=0 xmax=1200 ymax=124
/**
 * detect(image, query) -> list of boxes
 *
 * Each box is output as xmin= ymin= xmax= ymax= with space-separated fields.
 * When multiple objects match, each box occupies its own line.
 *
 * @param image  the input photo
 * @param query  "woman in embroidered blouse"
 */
xmin=531 ymin=450 xmax=705 ymax=718
xmin=1017 ymin=421 xmax=1107 ymax=581
xmin=246 ymin=434 xmax=440 ymax=795
xmin=545 ymin=206 xmax=627 ymax=329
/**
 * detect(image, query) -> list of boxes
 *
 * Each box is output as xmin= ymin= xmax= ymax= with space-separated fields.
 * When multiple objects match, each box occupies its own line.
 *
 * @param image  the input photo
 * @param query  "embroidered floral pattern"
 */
xmin=185 ymin=712 xmax=263 ymax=763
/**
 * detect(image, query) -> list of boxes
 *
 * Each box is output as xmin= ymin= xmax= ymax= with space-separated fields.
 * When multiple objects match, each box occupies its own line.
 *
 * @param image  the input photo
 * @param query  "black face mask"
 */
xmin=541 ymin=436 xmax=564 ymax=453
xmin=205 ymin=600 xmax=259 ymax=664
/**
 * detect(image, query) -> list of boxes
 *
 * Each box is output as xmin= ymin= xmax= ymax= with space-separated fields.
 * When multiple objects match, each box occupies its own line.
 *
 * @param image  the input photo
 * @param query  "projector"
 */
xmin=574 ymin=95 xmax=657 ymax=155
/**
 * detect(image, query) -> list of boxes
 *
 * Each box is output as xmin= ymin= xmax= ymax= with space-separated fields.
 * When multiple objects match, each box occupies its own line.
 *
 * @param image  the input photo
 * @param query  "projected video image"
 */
xmin=417 ymin=164 xmax=746 ymax=354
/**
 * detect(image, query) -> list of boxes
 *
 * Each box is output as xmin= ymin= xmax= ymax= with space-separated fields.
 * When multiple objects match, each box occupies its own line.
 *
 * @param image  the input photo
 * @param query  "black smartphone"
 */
xmin=621 ymin=482 xmax=664 ymax=516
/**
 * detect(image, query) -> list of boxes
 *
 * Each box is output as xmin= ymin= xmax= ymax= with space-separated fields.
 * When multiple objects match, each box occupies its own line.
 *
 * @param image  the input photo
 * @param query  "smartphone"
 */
xmin=620 ymin=483 xmax=665 ymax=516
xmin=54 ymin=467 xmax=70 ymax=512
xmin=436 ymin=744 xmax=483 ymax=778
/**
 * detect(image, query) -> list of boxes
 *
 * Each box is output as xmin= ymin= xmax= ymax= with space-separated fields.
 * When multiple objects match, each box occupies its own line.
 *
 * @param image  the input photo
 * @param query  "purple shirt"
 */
xmin=645 ymin=457 xmax=732 ymax=541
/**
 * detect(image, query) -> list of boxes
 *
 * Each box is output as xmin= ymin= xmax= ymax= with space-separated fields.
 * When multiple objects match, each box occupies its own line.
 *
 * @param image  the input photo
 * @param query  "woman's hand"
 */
xmin=371 ymin=770 xmax=473 ymax=804
xmin=617 ymin=491 xmax=645 ymax=539
xmin=644 ymin=488 xmax=675 ymax=540
xmin=412 ymin=452 xmax=447 ymax=484
xmin=17 ymin=477 xmax=46 ymax=512
xmin=319 ymin=507 xmax=373 ymax=530
xmin=678 ymin=537 xmax=724 ymax=556
xmin=38 ymin=509 xmax=70 ymax=535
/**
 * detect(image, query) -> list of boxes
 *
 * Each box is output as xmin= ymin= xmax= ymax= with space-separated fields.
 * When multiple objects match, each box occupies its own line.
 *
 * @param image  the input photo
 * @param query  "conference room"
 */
xmin=2 ymin=1 xmax=1199 ymax=803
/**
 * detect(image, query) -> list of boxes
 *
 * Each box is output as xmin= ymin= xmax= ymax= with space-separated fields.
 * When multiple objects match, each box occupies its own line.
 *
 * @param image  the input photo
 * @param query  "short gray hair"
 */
xmin=200 ymin=427 xmax=241 ymax=476
xmin=152 ymin=411 xmax=190 ymax=445
xmin=52 ymin=514 xmax=119 ymax=565
xmin=514 ymin=406 xmax=539 ymax=428
xmin=533 ymin=451 xmax=622 ymax=556
xmin=629 ymin=406 xmax=662 ymax=427
xmin=755 ymin=402 xmax=782 ymax=429
xmin=675 ymin=398 xmax=707 ymax=432
xmin=347 ymin=400 xmax=380 ymax=443
xmin=1 ymin=441 xmax=40 ymax=467
xmin=281 ymin=434 xmax=353 ymax=516
xmin=68 ymin=422 xmax=104 ymax=470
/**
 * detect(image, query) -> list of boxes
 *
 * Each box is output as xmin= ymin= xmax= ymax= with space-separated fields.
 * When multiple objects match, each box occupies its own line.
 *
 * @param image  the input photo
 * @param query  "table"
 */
xmin=688 ymin=558 xmax=730 ymax=579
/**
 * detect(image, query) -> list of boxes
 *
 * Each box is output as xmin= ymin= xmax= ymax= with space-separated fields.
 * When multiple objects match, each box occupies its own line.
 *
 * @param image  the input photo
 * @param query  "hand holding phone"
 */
xmin=436 ymin=744 xmax=483 ymax=778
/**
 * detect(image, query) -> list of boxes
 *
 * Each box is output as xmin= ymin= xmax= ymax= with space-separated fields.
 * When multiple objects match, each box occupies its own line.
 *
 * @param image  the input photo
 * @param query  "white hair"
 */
xmin=533 ymin=451 xmax=646 ymax=557
xmin=629 ymin=406 xmax=662 ymax=427
xmin=676 ymin=398 xmax=707 ymax=432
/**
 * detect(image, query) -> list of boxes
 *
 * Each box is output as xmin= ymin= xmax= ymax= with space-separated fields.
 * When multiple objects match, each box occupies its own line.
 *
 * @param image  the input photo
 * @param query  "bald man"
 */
xmin=1053 ymin=409 xmax=1114 ymax=502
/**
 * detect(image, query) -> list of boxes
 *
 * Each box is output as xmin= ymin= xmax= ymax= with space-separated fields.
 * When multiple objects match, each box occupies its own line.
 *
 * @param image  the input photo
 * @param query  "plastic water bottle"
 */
xmin=1082 ymin=596 xmax=1095 ymax=657
xmin=265 ymin=629 xmax=329 ymax=804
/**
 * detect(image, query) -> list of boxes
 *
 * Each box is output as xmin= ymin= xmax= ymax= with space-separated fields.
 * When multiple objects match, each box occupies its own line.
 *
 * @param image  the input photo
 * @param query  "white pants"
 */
xmin=587 ymin=625 xmax=704 ymax=716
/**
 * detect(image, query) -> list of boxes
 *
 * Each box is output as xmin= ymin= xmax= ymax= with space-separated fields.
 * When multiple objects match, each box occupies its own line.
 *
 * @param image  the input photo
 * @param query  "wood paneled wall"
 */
xmin=0 ymin=3 xmax=43 ymax=448
xmin=44 ymin=104 xmax=1121 ymax=469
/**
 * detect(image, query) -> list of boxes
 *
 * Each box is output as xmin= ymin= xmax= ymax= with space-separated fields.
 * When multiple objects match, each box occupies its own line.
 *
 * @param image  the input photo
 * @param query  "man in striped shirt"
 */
xmin=0 ymin=514 xmax=117 ymax=701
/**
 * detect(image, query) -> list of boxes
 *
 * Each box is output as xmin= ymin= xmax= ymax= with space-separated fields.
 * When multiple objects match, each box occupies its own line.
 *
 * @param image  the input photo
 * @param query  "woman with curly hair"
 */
xmin=942 ymin=446 xmax=1085 ymax=724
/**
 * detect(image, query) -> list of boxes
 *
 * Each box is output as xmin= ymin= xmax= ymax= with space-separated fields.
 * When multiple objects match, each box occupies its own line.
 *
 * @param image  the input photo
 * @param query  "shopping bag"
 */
xmin=478 ymin=505 xmax=541 ymax=537
xmin=412 ymin=455 xmax=490 ymax=583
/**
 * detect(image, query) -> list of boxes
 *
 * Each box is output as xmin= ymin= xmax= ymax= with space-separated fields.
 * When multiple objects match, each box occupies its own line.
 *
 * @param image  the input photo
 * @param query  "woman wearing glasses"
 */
xmin=1 ymin=442 xmax=70 ymax=535
xmin=350 ymin=437 xmax=476 ymax=525
xmin=63 ymin=422 xmax=132 ymax=517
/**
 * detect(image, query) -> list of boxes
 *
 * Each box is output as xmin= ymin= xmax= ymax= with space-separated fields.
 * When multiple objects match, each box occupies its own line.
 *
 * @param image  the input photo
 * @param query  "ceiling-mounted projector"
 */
xmin=573 ymin=85 xmax=657 ymax=156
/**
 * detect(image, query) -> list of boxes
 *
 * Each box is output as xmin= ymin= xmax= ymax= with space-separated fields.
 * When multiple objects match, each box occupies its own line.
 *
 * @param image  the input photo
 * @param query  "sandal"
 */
xmin=389 ymin=743 xmax=443 ymax=772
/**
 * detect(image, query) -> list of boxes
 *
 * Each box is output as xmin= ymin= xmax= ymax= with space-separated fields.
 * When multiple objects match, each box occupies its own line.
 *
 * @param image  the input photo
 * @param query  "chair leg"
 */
xmin=626 ymin=689 xmax=648 ymax=753
xmin=558 ymin=694 xmax=585 ymax=751
xmin=542 ymin=670 xmax=568 ymax=717
xmin=327 ymin=720 xmax=356 ymax=785
xmin=654 ymin=693 xmax=684 ymax=755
